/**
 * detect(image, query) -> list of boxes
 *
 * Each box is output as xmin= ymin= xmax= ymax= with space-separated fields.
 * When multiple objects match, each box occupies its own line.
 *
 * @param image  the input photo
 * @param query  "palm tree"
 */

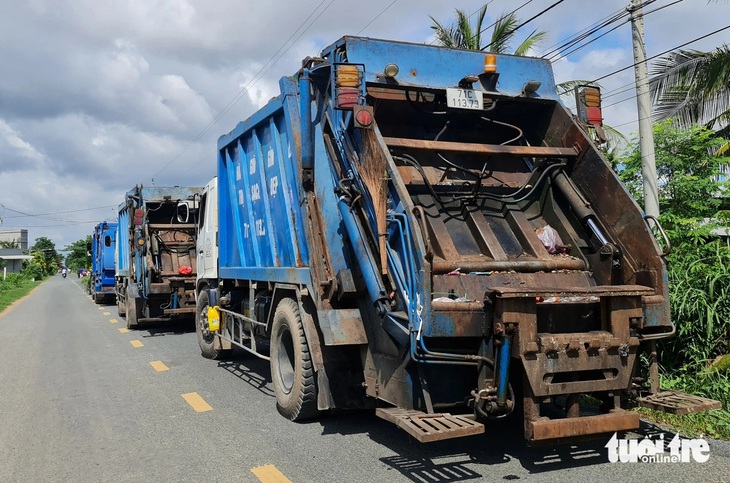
xmin=649 ymin=46 xmax=730 ymax=134
xmin=429 ymin=5 xmax=547 ymax=55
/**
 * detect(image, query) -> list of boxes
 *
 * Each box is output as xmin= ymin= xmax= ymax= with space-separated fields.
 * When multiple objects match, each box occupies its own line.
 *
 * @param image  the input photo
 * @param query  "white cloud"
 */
xmin=1 ymin=0 xmax=729 ymax=250
xmin=0 ymin=119 xmax=45 ymax=169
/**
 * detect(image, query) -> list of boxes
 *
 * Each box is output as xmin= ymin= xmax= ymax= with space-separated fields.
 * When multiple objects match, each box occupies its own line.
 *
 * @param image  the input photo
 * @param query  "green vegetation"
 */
xmin=617 ymin=120 xmax=730 ymax=437
xmin=650 ymin=46 xmax=730 ymax=135
xmin=64 ymin=236 xmax=92 ymax=272
xmin=0 ymin=236 xmax=62 ymax=313
xmin=429 ymin=5 xmax=547 ymax=55
xmin=0 ymin=273 xmax=41 ymax=314
xmin=25 ymin=236 xmax=61 ymax=277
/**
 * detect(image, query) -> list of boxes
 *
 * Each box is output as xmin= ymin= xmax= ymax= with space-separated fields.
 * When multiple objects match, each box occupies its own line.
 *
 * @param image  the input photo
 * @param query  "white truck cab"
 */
xmin=196 ymin=177 xmax=218 ymax=286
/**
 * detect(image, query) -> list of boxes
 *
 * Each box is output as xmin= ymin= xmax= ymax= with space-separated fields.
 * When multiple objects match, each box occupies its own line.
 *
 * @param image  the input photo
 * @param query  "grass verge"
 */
xmin=0 ymin=274 xmax=42 ymax=314
xmin=636 ymin=366 xmax=730 ymax=439
xmin=636 ymin=407 xmax=730 ymax=439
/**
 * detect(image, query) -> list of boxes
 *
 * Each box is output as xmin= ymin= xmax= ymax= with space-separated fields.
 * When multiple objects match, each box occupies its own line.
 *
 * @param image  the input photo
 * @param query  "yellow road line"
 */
xmin=251 ymin=465 xmax=292 ymax=483
xmin=97 ymin=307 xmax=104 ymax=310
xmin=182 ymin=392 xmax=212 ymax=412
xmin=149 ymin=361 xmax=169 ymax=372
xmin=118 ymin=328 xmax=129 ymax=333
xmin=103 ymin=311 xmax=111 ymax=316
xmin=130 ymin=340 xmax=144 ymax=348
xmin=109 ymin=318 xmax=118 ymax=324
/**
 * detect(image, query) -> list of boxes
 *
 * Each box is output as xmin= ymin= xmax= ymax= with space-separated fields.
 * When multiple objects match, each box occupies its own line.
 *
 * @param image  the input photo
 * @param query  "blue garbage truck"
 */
xmin=116 ymin=185 xmax=202 ymax=329
xmin=89 ymin=221 xmax=117 ymax=304
xmin=195 ymin=36 xmax=718 ymax=444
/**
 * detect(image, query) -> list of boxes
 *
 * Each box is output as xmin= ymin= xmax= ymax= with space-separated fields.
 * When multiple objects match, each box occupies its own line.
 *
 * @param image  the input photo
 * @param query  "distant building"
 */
xmin=0 ymin=230 xmax=31 ymax=276
xmin=0 ymin=229 xmax=28 ymax=250
xmin=0 ymin=249 xmax=32 ymax=275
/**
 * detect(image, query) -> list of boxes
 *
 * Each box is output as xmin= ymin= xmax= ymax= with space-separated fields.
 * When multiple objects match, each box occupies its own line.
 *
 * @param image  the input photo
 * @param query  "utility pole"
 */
xmin=628 ymin=0 xmax=659 ymax=218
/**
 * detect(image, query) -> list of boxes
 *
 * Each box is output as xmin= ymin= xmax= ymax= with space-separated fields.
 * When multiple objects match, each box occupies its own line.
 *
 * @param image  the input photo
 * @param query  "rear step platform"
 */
xmin=638 ymin=390 xmax=722 ymax=415
xmin=376 ymin=408 xmax=484 ymax=443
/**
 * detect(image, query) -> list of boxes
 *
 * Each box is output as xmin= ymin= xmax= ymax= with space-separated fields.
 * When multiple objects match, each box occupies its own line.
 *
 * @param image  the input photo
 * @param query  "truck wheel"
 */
xmin=93 ymin=293 xmax=104 ymax=305
xmin=270 ymin=298 xmax=319 ymax=421
xmin=196 ymin=289 xmax=231 ymax=360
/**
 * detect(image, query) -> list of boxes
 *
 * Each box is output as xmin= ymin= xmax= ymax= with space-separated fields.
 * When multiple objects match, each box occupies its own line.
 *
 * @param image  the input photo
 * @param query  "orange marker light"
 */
xmin=484 ymin=54 xmax=497 ymax=73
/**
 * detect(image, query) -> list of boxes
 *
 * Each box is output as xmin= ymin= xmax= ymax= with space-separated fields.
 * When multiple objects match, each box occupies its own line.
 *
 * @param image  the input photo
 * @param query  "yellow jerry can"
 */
xmin=207 ymin=305 xmax=221 ymax=332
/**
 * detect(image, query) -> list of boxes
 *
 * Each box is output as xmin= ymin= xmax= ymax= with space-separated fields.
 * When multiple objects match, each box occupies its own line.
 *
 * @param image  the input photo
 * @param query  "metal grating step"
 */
xmin=376 ymin=408 xmax=484 ymax=443
xmin=638 ymin=390 xmax=722 ymax=415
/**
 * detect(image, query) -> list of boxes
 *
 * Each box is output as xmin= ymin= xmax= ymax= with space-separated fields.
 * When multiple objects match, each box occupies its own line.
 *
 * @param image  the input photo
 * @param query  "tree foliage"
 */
xmin=64 ymin=236 xmax=92 ymax=271
xmin=25 ymin=236 xmax=60 ymax=276
xmin=429 ymin=5 xmax=546 ymax=55
xmin=650 ymin=46 xmax=730 ymax=133
xmin=617 ymin=120 xmax=729 ymax=233
xmin=617 ymin=121 xmax=730 ymax=370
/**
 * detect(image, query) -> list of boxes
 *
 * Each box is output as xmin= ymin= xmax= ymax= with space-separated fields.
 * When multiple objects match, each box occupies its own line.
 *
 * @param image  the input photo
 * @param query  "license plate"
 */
xmin=446 ymin=88 xmax=483 ymax=110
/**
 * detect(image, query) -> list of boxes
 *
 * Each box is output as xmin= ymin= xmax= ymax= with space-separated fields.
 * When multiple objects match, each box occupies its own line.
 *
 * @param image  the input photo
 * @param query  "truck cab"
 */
xmin=196 ymin=178 xmax=219 ymax=284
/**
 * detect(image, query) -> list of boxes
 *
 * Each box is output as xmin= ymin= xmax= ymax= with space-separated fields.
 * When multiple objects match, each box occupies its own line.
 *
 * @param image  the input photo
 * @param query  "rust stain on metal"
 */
xmin=528 ymin=411 xmax=639 ymax=442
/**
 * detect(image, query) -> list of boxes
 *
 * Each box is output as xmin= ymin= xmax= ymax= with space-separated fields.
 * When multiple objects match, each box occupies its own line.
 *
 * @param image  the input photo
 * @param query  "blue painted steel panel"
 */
xmin=116 ymin=208 xmax=130 ymax=277
xmin=217 ymin=77 xmax=310 ymax=281
xmin=327 ymin=37 xmax=560 ymax=101
xmin=92 ymin=221 xmax=117 ymax=294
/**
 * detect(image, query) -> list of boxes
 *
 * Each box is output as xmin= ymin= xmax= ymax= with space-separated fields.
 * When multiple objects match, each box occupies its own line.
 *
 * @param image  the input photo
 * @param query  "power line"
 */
xmin=481 ymin=0 xmax=567 ymax=52
xmin=541 ymin=9 xmax=628 ymax=60
xmin=152 ymin=0 xmax=336 ymax=181
xmin=1 ymin=206 xmax=113 ymax=224
xmin=539 ymin=7 xmax=626 ymax=57
xmin=548 ymin=16 xmax=629 ymax=62
xmin=558 ymin=23 xmax=730 ymax=96
xmin=590 ymin=23 xmax=730 ymax=84
xmin=182 ymin=0 xmax=409 ymax=176
xmin=545 ymin=0 xmax=685 ymax=66
xmin=2 ymin=205 xmax=116 ymax=219
xmin=14 ymin=220 xmax=99 ymax=227
xmin=356 ymin=0 xmax=399 ymax=35
xmin=547 ymin=0 xmax=683 ymax=63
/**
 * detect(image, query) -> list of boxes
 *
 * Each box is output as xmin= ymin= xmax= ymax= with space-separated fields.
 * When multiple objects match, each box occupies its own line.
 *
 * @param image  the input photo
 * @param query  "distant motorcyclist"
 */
xmin=61 ymin=268 xmax=68 ymax=278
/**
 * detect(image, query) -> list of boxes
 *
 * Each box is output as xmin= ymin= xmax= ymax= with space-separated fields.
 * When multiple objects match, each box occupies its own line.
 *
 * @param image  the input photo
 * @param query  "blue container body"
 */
xmin=217 ymin=77 xmax=312 ymax=286
xmin=116 ymin=208 xmax=130 ymax=278
xmin=91 ymin=221 xmax=117 ymax=297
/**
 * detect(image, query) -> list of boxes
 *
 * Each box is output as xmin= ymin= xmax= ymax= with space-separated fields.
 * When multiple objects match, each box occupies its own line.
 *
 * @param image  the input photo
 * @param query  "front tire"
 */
xmin=270 ymin=297 xmax=319 ymax=421
xmin=196 ymin=289 xmax=231 ymax=360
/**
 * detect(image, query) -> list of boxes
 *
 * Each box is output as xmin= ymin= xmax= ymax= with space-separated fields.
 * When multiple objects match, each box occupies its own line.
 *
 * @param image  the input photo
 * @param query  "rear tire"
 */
xmin=196 ymin=289 xmax=231 ymax=360
xmin=93 ymin=292 xmax=104 ymax=305
xmin=270 ymin=297 xmax=319 ymax=421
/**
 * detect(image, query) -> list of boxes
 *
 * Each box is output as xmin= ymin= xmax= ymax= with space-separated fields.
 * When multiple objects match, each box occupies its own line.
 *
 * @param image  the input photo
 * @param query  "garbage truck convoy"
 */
xmin=193 ymin=36 xmax=718 ymax=444
xmin=116 ymin=185 xmax=202 ymax=329
xmin=89 ymin=221 xmax=117 ymax=304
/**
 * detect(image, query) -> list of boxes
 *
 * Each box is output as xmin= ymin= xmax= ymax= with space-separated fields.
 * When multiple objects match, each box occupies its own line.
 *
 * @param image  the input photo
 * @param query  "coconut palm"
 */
xmin=429 ymin=5 xmax=547 ymax=55
xmin=649 ymin=46 xmax=730 ymax=133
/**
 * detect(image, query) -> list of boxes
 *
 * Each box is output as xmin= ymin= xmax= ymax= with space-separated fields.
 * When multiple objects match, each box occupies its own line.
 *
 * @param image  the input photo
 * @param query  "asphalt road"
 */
xmin=1 ymin=275 xmax=730 ymax=482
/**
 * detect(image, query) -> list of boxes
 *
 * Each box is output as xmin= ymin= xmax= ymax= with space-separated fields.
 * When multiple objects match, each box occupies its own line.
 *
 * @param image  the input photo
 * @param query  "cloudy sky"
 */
xmin=0 ymin=0 xmax=728 ymax=252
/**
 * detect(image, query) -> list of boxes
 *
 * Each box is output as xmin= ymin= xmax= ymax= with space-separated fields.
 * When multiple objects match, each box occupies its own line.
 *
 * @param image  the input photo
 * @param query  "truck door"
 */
xmin=197 ymin=178 xmax=218 ymax=281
